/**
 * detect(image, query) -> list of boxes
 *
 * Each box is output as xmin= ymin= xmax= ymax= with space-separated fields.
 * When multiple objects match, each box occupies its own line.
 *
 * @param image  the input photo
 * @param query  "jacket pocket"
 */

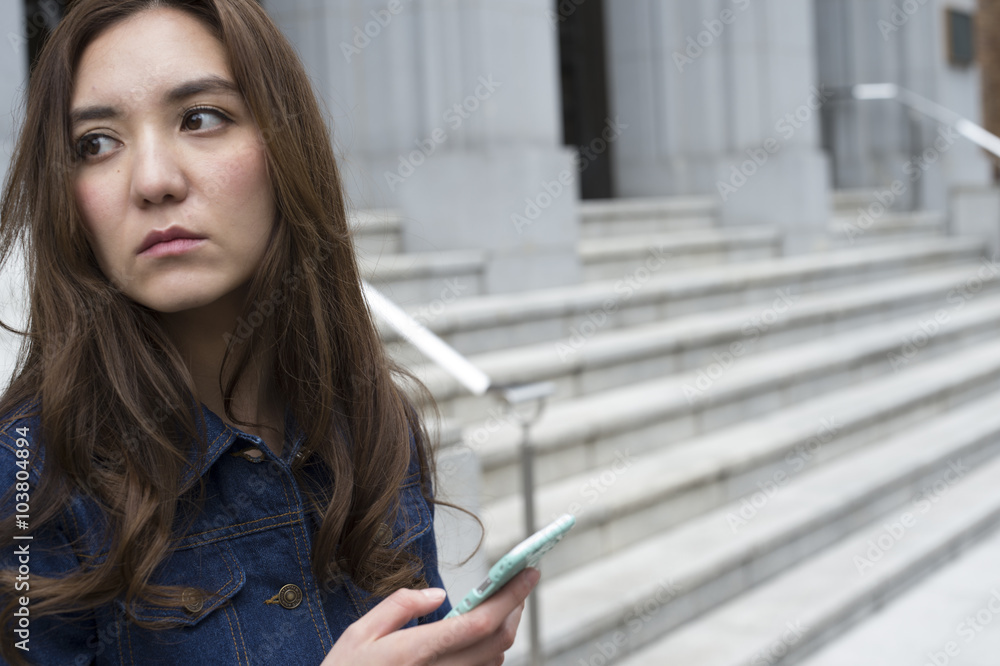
xmin=115 ymin=540 xmax=246 ymax=626
xmin=111 ymin=540 xmax=248 ymax=665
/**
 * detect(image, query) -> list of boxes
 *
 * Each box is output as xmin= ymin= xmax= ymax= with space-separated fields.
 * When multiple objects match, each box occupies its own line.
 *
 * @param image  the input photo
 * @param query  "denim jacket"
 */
xmin=0 ymin=396 xmax=451 ymax=665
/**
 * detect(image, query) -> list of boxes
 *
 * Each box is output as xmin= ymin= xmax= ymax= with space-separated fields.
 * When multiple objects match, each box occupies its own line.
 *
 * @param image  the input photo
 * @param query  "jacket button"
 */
xmin=181 ymin=588 xmax=204 ymax=614
xmin=278 ymin=584 xmax=302 ymax=609
xmin=375 ymin=522 xmax=392 ymax=547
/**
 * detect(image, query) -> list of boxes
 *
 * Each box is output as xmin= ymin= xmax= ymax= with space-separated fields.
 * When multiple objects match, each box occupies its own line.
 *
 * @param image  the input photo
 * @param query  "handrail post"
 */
xmin=497 ymin=381 xmax=556 ymax=666
xmin=362 ymin=280 xmax=559 ymax=662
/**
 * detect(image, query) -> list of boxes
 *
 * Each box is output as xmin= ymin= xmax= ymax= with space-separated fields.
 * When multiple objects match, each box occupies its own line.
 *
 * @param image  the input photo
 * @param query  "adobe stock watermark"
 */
xmin=886 ymin=255 xmax=1000 ymax=371
xmin=681 ymin=288 xmax=800 ymax=404
xmin=557 ymin=449 xmax=633 ymax=521
xmin=410 ymin=278 xmax=470 ymax=328
xmin=554 ymin=245 xmax=673 ymax=362
xmin=340 ymin=0 xmax=412 ymax=62
xmin=224 ymin=244 xmax=333 ymax=345
xmin=843 ymin=125 xmax=958 ymax=244
xmin=546 ymin=0 xmax=587 ymax=27
xmin=878 ymin=0 xmax=931 ymax=40
xmin=7 ymin=0 xmax=64 ymax=55
xmin=71 ymin=617 xmax=127 ymax=663
xmin=750 ymin=618 xmax=810 ymax=666
xmin=577 ymin=579 xmax=682 ymax=666
xmin=672 ymin=0 xmax=752 ymax=73
xmin=512 ymin=116 xmax=629 ymax=234
xmin=463 ymin=404 xmax=525 ymax=448
xmin=716 ymin=86 xmax=831 ymax=202
xmin=726 ymin=416 xmax=843 ymax=533
xmin=384 ymin=75 xmax=502 ymax=192
xmin=922 ymin=587 xmax=1000 ymax=665
xmin=853 ymin=459 xmax=969 ymax=575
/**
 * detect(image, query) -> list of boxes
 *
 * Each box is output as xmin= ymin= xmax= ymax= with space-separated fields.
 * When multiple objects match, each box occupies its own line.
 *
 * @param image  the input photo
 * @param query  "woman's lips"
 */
xmin=138 ymin=237 xmax=206 ymax=258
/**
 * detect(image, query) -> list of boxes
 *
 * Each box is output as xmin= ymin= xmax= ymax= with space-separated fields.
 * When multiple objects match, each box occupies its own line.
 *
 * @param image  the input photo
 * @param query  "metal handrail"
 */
xmin=361 ymin=281 xmax=491 ymax=395
xmin=361 ymin=278 xmax=553 ymax=665
xmin=836 ymin=83 xmax=1000 ymax=160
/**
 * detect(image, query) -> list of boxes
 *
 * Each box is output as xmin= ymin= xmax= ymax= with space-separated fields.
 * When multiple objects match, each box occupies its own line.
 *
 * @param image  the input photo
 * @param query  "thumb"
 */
xmin=356 ymin=588 xmax=448 ymax=641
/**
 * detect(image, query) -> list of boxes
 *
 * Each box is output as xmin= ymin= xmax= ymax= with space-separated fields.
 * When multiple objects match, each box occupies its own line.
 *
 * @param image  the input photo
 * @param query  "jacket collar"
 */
xmin=180 ymin=397 xmax=307 ymax=488
xmin=3 ymin=394 xmax=306 ymax=487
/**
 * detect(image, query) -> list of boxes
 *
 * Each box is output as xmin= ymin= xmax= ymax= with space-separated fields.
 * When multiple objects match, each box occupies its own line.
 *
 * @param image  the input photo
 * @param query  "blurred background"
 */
xmin=6 ymin=0 xmax=1000 ymax=663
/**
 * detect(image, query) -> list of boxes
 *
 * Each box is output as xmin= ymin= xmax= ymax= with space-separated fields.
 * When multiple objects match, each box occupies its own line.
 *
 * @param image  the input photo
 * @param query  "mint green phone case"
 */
xmin=444 ymin=513 xmax=576 ymax=619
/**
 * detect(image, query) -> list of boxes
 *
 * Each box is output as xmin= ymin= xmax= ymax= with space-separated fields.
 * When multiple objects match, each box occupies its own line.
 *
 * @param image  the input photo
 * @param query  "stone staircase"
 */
xmin=352 ymin=209 xmax=487 ymax=306
xmin=353 ymin=192 xmax=1000 ymax=664
xmin=828 ymin=188 xmax=948 ymax=247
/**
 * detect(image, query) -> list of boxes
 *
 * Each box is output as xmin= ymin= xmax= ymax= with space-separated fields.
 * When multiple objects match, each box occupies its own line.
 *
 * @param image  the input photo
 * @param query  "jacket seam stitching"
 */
xmin=175 ymin=510 xmax=302 ymax=541
xmin=276 ymin=468 xmax=332 ymax=650
xmin=175 ymin=517 xmax=303 ymax=549
xmin=233 ymin=602 xmax=250 ymax=664
xmin=222 ymin=604 xmax=247 ymax=665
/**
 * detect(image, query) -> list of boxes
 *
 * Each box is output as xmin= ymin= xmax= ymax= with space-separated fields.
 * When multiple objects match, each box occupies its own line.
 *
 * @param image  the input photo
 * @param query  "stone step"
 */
xmin=358 ymin=250 xmax=486 ymax=308
xmin=381 ymin=237 xmax=986 ymax=362
xmin=481 ymin=318 xmax=1000 ymax=577
xmin=580 ymin=196 xmax=719 ymax=237
xmin=361 ymin=229 xmax=779 ymax=302
xmin=798 ymin=521 xmax=1000 ymax=665
xmin=350 ymin=208 xmax=402 ymax=256
xmin=351 ymin=196 xmax=720 ymax=260
xmin=468 ymin=285 xmax=1000 ymax=500
xmin=580 ymin=226 xmax=782 ymax=282
xmin=504 ymin=372 xmax=1000 ymax=665
xmin=827 ymin=211 xmax=946 ymax=246
xmin=614 ymin=397 xmax=1000 ymax=666
xmin=832 ymin=188 xmax=907 ymax=214
xmin=412 ymin=262 xmax=1000 ymax=426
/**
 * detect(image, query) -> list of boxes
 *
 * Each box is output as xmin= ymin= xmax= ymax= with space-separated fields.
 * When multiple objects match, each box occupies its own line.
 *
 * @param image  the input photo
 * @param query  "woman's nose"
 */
xmin=130 ymin=130 xmax=188 ymax=206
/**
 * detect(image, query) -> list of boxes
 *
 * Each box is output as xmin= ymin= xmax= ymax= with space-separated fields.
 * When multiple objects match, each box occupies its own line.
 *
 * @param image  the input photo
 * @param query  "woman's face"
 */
xmin=70 ymin=7 xmax=275 ymax=314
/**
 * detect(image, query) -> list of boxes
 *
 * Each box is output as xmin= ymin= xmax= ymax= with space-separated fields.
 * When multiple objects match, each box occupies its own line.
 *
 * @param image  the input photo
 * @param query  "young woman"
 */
xmin=0 ymin=0 xmax=537 ymax=664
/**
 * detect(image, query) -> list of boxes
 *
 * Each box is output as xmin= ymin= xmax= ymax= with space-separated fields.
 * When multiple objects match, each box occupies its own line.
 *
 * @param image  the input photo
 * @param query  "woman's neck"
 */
xmin=155 ymin=287 xmax=285 ymax=456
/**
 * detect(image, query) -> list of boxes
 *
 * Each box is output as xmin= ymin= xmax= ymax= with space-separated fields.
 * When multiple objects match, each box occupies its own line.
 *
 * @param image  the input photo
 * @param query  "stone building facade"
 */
xmin=0 ymin=0 xmax=995 ymax=293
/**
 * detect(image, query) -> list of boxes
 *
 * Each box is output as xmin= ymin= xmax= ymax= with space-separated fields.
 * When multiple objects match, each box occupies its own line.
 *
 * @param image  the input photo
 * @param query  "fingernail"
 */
xmin=525 ymin=567 xmax=541 ymax=586
xmin=422 ymin=588 xmax=446 ymax=601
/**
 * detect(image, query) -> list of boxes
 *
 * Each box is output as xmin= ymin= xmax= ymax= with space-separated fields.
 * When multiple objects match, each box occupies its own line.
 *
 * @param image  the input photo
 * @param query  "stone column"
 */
xmin=264 ymin=0 xmax=582 ymax=295
xmin=604 ymin=0 xmax=832 ymax=255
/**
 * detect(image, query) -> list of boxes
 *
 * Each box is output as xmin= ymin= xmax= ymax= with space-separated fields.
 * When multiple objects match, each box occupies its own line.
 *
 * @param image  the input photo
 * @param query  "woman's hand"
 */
xmin=320 ymin=567 xmax=540 ymax=666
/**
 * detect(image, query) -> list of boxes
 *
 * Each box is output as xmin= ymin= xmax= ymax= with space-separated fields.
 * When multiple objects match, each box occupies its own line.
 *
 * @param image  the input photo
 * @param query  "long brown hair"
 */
xmin=0 ymin=0 xmax=450 ymax=661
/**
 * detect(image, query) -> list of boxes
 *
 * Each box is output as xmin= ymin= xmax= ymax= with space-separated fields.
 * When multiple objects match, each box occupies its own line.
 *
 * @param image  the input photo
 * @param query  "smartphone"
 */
xmin=444 ymin=513 xmax=576 ymax=619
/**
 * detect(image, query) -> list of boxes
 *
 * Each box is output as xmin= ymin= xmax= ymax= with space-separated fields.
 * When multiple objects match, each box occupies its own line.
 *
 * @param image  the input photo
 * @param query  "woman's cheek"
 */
xmin=206 ymin=141 xmax=275 ymax=243
xmin=73 ymin=177 xmax=123 ymax=266
xmin=75 ymin=178 xmax=110 ymax=233
xmin=221 ymin=142 xmax=269 ymax=203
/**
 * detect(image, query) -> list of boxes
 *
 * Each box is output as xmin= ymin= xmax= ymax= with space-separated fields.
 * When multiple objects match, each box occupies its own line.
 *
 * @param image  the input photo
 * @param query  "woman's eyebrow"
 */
xmin=70 ymin=76 xmax=242 ymax=127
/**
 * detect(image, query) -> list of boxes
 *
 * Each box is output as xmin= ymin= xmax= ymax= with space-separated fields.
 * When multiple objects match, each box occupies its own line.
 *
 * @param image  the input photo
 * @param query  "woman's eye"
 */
xmin=74 ymin=109 xmax=230 ymax=161
xmin=182 ymin=108 xmax=228 ymax=131
xmin=75 ymin=135 xmax=118 ymax=161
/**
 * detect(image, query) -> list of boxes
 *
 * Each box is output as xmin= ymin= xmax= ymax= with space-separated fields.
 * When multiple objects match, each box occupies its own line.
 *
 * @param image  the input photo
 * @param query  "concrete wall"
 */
xmin=0 ymin=0 xmax=28 ymax=393
xmin=1 ymin=0 xmax=26 ymax=186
